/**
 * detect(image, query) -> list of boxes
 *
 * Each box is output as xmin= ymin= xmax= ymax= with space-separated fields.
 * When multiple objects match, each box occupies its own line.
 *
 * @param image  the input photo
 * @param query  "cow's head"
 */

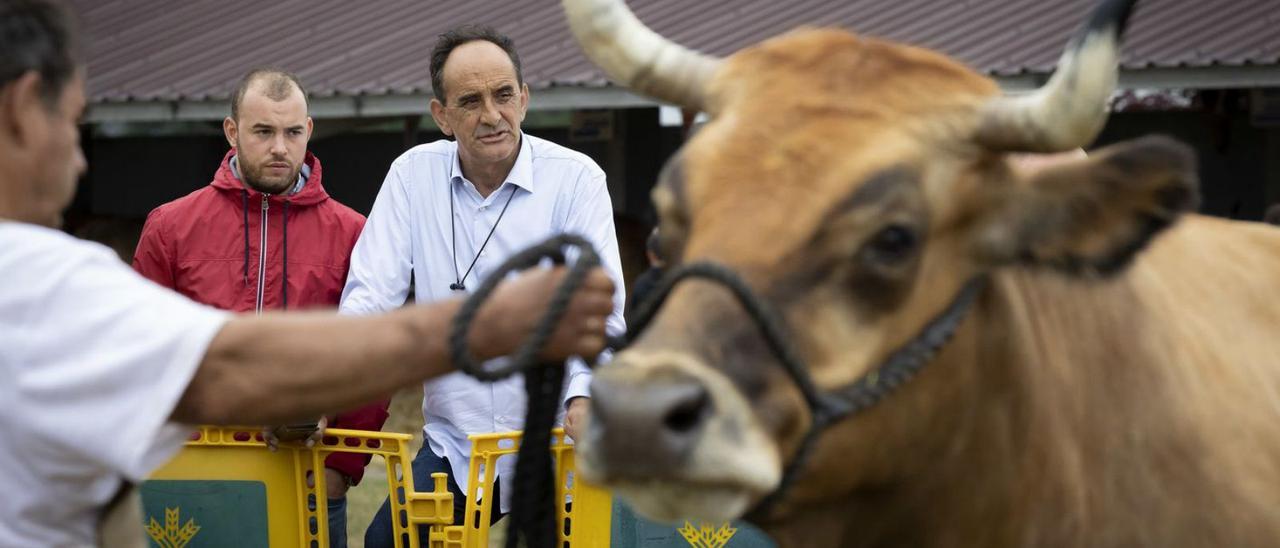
xmin=568 ymin=0 xmax=1198 ymax=523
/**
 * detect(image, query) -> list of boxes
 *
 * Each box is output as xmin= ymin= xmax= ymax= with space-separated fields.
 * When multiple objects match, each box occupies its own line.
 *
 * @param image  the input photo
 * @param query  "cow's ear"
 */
xmin=975 ymin=135 xmax=1199 ymax=276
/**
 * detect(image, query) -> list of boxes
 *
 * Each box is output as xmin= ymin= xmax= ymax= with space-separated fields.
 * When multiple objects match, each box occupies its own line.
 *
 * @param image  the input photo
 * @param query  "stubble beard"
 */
xmin=237 ymin=146 xmax=301 ymax=195
xmin=241 ymin=162 xmax=300 ymax=195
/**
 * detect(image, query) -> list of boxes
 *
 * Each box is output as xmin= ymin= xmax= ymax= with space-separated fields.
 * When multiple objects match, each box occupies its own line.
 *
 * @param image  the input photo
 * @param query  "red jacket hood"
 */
xmin=210 ymin=149 xmax=330 ymax=206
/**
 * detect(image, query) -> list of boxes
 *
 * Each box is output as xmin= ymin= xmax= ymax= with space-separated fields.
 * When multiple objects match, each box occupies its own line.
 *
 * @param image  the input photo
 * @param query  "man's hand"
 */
xmin=564 ymin=396 xmax=590 ymax=442
xmin=324 ymin=468 xmax=350 ymax=499
xmin=263 ymin=416 xmax=327 ymax=452
xmin=472 ymin=267 xmax=614 ymax=361
xmin=305 ymin=416 xmax=328 ymax=448
xmin=304 ymin=467 xmax=350 ymax=499
xmin=262 ymin=426 xmax=280 ymax=452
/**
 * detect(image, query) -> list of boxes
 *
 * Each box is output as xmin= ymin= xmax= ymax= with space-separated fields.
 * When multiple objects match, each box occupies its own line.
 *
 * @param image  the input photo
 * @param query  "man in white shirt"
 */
xmin=348 ymin=26 xmax=627 ymax=545
xmin=0 ymin=3 xmax=615 ymax=546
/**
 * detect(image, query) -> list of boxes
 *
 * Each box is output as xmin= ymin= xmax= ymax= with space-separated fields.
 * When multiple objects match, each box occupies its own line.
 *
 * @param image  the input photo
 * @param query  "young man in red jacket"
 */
xmin=132 ymin=68 xmax=386 ymax=547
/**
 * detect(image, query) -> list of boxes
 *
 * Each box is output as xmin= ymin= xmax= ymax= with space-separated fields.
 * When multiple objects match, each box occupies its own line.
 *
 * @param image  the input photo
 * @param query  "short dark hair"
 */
xmin=429 ymin=25 xmax=523 ymax=104
xmin=0 ymin=0 xmax=81 ymax=109
xmin=230 ymin=67 xmax=308 ymax=121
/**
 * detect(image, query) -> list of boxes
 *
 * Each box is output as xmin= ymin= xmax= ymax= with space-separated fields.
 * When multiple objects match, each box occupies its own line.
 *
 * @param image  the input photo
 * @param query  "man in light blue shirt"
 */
xmin=350 ymin=25 xmax=626 ymax=545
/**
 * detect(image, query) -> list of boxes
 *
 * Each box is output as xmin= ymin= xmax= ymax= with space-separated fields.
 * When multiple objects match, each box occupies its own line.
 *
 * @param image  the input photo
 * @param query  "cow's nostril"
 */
xmin=589 ymin=369 xmax=712 ymax=476
xmin=663 ymin=386 xmax=710 ymax=434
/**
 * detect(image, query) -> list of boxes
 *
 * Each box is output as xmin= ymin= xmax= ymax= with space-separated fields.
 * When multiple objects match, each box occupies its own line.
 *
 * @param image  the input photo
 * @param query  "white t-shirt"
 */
xmin=0 ymin=222 xmax=229 ymax=547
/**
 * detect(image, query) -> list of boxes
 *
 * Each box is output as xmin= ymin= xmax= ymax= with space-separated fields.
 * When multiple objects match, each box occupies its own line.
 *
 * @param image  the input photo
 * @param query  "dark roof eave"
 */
xmin=84 ymin=85 xmax=663 ymax=123
xmin=85 ymin=65 xmax=1280 ymax=124
xmin=994 ymin=63 xmax=1280 ymax=92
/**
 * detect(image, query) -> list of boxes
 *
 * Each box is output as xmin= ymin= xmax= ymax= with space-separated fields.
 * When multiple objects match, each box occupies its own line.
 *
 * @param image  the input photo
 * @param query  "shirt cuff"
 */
xmin=563 ymin=370 xmax=592 ymax=407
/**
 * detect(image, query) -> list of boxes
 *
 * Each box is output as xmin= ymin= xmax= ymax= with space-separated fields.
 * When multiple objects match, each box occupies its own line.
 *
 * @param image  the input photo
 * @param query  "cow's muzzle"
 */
xmin=588 ymin=367 xmax=711 ymax=475
xmin=579 ymin=347 xmax=783 ymax=523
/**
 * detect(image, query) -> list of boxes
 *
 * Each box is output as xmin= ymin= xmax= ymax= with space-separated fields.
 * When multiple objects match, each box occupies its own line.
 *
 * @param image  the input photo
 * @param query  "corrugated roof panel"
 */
xmin=70 ymin=0 xmax=1280 ymax=104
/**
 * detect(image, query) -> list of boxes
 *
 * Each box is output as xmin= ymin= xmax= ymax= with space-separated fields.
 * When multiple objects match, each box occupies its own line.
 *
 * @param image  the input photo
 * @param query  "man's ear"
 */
xmin=222 ymin=116 xmax=238 ymax=150
xmin=976 ymin=135 xmax=1199 ymax=276
xmin=1 ymin=72 xmax=47 ymax=148
xmin=430 ymin=98 xmax=452 ymax=136
xmin=519 ymin=82 xmax=530 ymax=121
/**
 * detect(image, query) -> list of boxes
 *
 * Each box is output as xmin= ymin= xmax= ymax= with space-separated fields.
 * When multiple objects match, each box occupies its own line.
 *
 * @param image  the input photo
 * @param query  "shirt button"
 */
xmin=479 ymin=206 xmax=488 ymax=211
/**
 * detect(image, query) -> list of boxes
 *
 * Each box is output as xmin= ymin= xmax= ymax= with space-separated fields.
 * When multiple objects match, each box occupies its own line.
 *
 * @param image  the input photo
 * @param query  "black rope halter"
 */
xmin=450 ymin=234 xmax=986 ymax=547
xmin=623 ymin=263 xmax=986 ymax=519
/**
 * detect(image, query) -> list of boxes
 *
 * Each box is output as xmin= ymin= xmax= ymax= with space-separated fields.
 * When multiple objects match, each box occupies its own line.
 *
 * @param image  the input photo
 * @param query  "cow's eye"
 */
xmin=863 ymin=224 xmax=918 ymax=264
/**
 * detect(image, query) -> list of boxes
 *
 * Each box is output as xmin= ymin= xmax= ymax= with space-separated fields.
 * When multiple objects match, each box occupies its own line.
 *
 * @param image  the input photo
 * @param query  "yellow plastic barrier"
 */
xmin=144 ymin=426 xmax=611 ymax=548
xmin=446 ymin=430 xmax=612 ymax=547
xmin=146 ymin=426 xmax=452 ymax=547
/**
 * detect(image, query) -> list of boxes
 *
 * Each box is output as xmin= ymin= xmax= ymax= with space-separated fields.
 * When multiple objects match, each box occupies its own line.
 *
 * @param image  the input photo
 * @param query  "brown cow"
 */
xmin=564 ymin=0 xmax=1280 ymax=546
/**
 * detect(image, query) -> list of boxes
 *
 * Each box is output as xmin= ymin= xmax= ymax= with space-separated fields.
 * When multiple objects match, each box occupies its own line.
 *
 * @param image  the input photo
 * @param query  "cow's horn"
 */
xmin=974 ymin=0 xmax=1137 ymax=152
xmin=561 ymin=0 xmax=721 ymax=110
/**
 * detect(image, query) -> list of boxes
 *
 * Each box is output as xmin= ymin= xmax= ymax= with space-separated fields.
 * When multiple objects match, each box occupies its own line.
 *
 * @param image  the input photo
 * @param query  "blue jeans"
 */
xmin=364 ymin=444 xmax=503 ymax=548
xmin=327 ymin=496 xmax=347 ymax=548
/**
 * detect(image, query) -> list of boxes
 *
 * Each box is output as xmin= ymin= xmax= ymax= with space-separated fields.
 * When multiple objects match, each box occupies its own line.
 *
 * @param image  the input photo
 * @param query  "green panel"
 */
xmin=140 ymin=480 xmax=270 ymax=548
xmin=610 ymin=501 xmax=776 ymax=548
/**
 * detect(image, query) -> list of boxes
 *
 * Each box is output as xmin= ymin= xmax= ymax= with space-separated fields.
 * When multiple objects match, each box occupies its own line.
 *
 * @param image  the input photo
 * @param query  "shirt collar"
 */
xmin=449 ymin=132 xmax=534 ymax=193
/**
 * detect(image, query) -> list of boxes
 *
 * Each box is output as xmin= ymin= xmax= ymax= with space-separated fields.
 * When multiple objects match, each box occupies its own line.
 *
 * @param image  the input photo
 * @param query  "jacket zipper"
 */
xmin=255 ymin=195 xmax=269 ymax=314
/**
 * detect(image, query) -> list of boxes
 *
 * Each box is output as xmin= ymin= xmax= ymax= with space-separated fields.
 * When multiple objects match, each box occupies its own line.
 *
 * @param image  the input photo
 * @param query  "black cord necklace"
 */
xmin=450 ymin=182 xmax=518 ymax=291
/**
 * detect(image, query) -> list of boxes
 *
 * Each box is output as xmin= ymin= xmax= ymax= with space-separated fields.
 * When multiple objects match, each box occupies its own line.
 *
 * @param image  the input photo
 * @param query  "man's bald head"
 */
xmin=230 ymin=68 xmax=307 ymax=122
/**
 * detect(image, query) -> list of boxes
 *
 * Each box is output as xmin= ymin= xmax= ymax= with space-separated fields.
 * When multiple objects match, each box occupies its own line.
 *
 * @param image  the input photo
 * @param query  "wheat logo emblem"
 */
xmin=145 ymin=507 xmax=201 ymax=548
xmin=678 ymin=521 xmax=737 ymax=548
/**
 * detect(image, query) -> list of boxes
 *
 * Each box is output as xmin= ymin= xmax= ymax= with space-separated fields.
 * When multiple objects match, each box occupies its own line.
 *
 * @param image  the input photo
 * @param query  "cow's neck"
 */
xmin=762 ymin=266 xmax=1252 ymax=547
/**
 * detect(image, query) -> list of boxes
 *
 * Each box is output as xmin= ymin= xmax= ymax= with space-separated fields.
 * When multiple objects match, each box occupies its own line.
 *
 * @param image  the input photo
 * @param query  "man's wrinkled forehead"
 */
xmin=442 ymin=41 xmax=518 ymax=93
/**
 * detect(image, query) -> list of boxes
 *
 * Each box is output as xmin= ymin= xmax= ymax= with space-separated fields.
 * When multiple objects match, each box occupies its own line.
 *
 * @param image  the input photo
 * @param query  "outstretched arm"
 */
xmin=174 ymin=267 xmax=615 ymax=425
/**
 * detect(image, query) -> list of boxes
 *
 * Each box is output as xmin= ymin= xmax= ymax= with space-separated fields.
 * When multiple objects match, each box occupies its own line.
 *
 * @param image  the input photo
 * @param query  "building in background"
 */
xmin=67 ymin=0 xmax=1280 ymax=281
xmin=59 ymin=2 xmax=1279 ymax=543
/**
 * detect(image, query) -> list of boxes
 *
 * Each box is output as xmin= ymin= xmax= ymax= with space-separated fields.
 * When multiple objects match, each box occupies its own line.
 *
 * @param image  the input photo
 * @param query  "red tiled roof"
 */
xmin=73 ymin=0 xmax=1280 ymax=104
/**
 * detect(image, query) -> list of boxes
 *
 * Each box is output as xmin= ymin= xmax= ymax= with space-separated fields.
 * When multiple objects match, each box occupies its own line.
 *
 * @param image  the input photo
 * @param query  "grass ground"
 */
xmin=343 ymin=386 xmax=421 ymax=547
xmin=342 ymin=386 xmax=506 ymax=547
